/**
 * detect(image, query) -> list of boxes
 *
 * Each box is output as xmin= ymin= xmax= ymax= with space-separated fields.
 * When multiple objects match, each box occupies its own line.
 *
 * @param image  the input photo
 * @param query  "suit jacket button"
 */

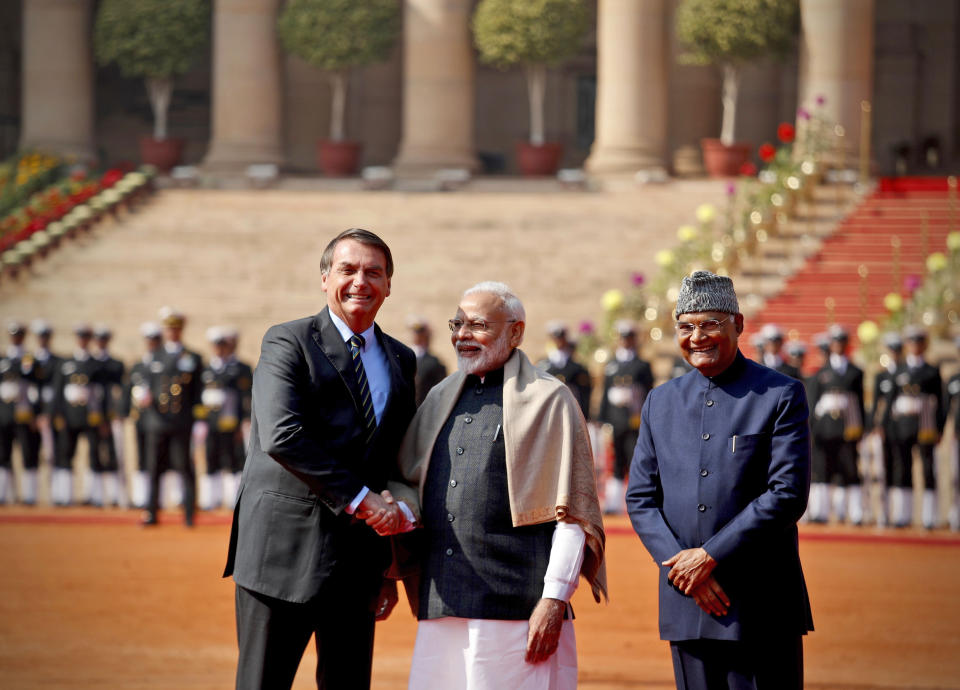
xmin=700 ymin=469 xmax=709 ymax=477
xmin=698 ymin=504 xmax=707 ymax=512
xmin=701 ymin=433 xmax=710 ymax=440
xmin=445 ymin=548 xmax=454 ymax=556
xmin=447 ymin=513 xmax=455 ymax=522
xmin=456 ymin=447 xmax=464 ymax=455
xmin=449 ymin=479 xmax=457 ymax=487
xmin=706 ymin=400 xmax=714 ymax=407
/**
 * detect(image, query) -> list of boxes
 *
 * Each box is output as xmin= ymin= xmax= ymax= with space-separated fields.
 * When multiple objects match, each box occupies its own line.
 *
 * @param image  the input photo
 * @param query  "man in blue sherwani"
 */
xmin=626 ymin=270 xmax=813 ymax=689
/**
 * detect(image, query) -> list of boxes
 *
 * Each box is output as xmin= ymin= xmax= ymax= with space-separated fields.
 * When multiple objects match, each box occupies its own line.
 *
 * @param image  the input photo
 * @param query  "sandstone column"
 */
xmin=585 ymin=0 xmax=668 ymax=174
xmin=798 ymin=0 xmax=875 ymax=156
xmin=19 ymin=0 xmax=96 ymax=163
xmin=203 ymin=0 xmax=284 ymax=171
xmin=392 ymin=0 xmax=477 ymax=174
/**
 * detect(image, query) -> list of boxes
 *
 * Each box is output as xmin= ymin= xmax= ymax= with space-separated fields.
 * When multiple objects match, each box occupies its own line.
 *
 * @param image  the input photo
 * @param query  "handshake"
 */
xmin=355 ymin=489 xmax=415 ymax=536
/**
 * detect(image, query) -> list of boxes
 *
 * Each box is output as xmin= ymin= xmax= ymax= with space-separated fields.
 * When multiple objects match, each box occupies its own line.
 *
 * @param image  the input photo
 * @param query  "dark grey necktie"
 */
xmin=348 ymin=334 xmax=377 ymax=441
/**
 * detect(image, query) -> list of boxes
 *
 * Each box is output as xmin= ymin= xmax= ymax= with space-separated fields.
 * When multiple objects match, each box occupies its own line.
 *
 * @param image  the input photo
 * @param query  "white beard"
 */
xmin=456 ymin=336 xmax=513 ymax=376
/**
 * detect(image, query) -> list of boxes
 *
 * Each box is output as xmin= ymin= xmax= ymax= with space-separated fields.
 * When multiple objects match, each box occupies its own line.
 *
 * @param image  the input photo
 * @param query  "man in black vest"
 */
xmin=537 ymin=320 xmax=592 ymax=418
xmin=887 ymin=326 xmax=945 ymax=528
xmin=391 ymin=281 xmax=606 ymax=689
xmin=224 ymin=229 xmax=417 ymax=689
xmin=407 ymin=316 xmax=446 ymax=407
xmin=806 ymin=325 xmax=865 ymax=524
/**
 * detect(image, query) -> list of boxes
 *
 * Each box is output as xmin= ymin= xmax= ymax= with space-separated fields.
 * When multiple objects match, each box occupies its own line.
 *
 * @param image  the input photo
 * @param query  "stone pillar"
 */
xmin=19 ymin=0 xmax=96 ymax=163
xmin=585 ymin=0 xmax=668 ymax=174
xmin=392 ymin=0 xmax=477 ymax=174
xmin=798 ymin=0 xmax=875 ymax=155
xmin=203 ymin=0 xmax=283 ymax=171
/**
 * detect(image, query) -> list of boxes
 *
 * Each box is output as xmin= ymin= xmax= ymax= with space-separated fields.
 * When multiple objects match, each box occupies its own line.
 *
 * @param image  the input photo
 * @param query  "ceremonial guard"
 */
xmin=865 ymin=332 xmax=904 ymax=526
xmin=807 ymin=325 xmax=865 ymax=524
xmin=784 ymin=340 xmax=808 ymax=375
xmin=0 ymin=321 xmax=38 ymax=504
xmin=22 ymin=320 xmax=62 ymax=504
xmin=945 ymin=336 xmax=960 ymax=531
xmin=887 ymin=326 xmax=945 ymax=528
xmin=50 ymin=323 xmax=102 ymax=506
xmin=126 ymin=322 xmax=164 ymax=509
xmin=407 ymin=316 xmax=447 ymax=407
xmin=90 ymin=324 xmax=127 ymax=507
xmin=220 ymin=326 xmax=252 ymax=508
xmin=760 ymin=323 xmax=802 ymax=379
xmin=598 ymin=320 xmax=653 ymax=513
xmin=141 ymin=308 xmax=203 ymax=525
xmin=195 ymin=327 xmax=251 ymax=510
xmin=537 ymin=320 xmax=592 ymax=418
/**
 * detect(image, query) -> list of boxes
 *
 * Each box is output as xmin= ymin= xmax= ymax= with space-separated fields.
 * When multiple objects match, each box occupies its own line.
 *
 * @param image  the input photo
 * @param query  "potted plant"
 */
xmin=472 ymin=0 xmax=590 ymax=176
xmin=94 ymin=0 xmax=209 ymax=173
xmin=277 ymin=0 xmax=400 ymax=176
xmin=675 ymin=0 xmax=799 ymax=177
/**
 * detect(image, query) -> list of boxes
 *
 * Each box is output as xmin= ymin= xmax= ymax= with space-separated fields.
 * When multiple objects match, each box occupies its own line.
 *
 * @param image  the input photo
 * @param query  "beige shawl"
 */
xmin=391 ymin=348 xmax=608 ymax=603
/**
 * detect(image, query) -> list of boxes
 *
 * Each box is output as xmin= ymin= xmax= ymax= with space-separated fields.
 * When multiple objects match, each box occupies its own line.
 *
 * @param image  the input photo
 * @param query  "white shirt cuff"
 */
xmin=396 ymin=500 xmax=418 ymax=533
xmin=541 ymin=521 xmax=586 ymax=602
xmin=345 ymin=486 xmax=369 ymax=515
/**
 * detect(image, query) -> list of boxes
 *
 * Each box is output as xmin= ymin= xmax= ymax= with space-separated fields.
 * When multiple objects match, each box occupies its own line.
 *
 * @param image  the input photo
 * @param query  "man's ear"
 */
xmin=734 ymin=313 xmax=745 ymax=335
xmin=509 ymin=320 xmax=525 ymax=349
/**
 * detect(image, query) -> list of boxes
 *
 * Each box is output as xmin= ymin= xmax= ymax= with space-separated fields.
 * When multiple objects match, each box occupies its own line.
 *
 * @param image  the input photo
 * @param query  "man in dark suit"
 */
xmin=760 ymin=323 xmax=801 ymax=379
xmin=406 ymin=316 xmax=446 ymax=407
xmin=224 ymin=228 xmax=417 ymax=689
xmin=627 ymin=271 xmax=812 ymax=689
xmin=537 ymin=320 xmax=593 ymax=419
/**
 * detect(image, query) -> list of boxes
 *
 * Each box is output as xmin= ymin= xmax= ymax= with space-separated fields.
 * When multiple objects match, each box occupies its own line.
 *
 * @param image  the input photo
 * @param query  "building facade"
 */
xmin=1 ymin=0 xmax=958 ymax=177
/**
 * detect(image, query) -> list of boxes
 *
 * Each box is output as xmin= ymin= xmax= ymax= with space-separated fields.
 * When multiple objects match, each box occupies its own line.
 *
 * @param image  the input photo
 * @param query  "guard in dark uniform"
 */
xmin=807 ymin=325 xmax=865 ymax=524
xmin=945 ymin=336 xmax=960 ymax=531
xmin=24 ymin=320 xmax=63 ymax=505
xmin=784 ymin=340 xmax=807 ymax=375
xmin=0 ymin=320 xmax=38 ymax=504
xmin=142 ymin=307 xmax=203 ymax=526
xmin=760 ymin=323 xmax=802 ymax=379
xmin=221 ymin=326 xmax=252 ymax=508
xmin=92 ymin=324 xmax=127 ymax=507
xmin=887 ymin=326 xmax=945 ymax=528
xmin=536 ymin=321 xmax=592 ymax=419
xmin=125 ymin=322 xmax=164 ymax=509
xmin=50 ymin=323 xmax=102 ymax=506
xmin=865 ymin=332 xmax=904 ymax=527
xmin=195 ymin=327 xmax=249 ymax=510
xmin=597 ymin=320 xmax=653 ymax=514
xmin=407 ymin=316 xmax=447 ymax=408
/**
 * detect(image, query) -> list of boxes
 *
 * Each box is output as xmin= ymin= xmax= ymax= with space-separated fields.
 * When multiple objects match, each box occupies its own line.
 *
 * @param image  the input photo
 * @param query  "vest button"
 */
xmin=701 ymin=433 xmax=710 ymax=440
xmin=445 ymin=548 xmax=454 ymax=556
xmin=700 ymin=469 xmax=709 ymax=477
xmin=698 ymin=504 xmax=706 ymax=512
xmin=465 ymin=416 xmax=473 ymax=423
xmin=706 ymin=400 xmax=714 ymax=407
xmin=456 ymin=447 xmax=464 ymax=455
xmin=449 ymin=479 xmax=457 ymax=487
xmin=447 ymin=513 xmax=455 ymax=522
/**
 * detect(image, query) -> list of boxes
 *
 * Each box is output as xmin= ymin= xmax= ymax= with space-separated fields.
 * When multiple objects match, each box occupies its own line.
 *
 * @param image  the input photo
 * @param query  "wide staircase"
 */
xmin=739 ymin=177 xmax=957 ymax=369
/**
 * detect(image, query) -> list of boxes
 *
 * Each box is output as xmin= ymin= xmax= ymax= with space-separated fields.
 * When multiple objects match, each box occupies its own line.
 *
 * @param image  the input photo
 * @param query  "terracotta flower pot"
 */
xmin=700 ymin=138 xmax=752 ymax=178
xmin=139 ymin=136 xmax=184 ymax=173
xmin=516 ymin=141 xmax=563 ymax=177
xmin=317 ymin=139 xmax=361 ymax=177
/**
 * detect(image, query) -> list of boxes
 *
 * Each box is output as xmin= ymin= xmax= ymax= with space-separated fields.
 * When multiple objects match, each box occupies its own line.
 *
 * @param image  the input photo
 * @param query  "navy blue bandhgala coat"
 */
xmin=626 ymin=351 xmax=814 ymax=642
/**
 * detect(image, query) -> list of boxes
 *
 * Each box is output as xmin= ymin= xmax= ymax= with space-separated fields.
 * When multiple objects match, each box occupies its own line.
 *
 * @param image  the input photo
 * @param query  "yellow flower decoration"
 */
xmin=947 ymin=232 xmax=960 ymax=252
xmin=926 ymin=252 xmax=948 ymax=273
xmin=695 ymin=204 xmax=716 ymax=224
xmin=601 ymin=289 xmax=624 ymax=312
xmin=857 ymin=320 xmax=879 ymax=344
xmin=883 ymin=292 xmax=903 ymax=312
xmin=655 ymin=249 xmax=675 ymax=267
xmin=676 ymin=225 xmax=698 ymax=243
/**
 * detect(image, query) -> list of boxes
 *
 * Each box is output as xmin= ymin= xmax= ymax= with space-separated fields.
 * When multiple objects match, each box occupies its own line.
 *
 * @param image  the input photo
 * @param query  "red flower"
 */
xmin=759 ymin=143 xmax=777 ymax=163
xmin=739 ymin=162 xmax=758 ymax=177
xmin=777 ymin=122 xmax=795 ymax=143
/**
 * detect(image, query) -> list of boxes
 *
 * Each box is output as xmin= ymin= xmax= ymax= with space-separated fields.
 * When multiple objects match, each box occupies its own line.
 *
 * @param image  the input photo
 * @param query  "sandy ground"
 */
xmin=0 ymin=510 xmax=959 ymax=689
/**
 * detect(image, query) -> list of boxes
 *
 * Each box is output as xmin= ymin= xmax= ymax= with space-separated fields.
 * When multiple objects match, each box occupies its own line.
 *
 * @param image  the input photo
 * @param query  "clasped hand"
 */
xmin=663 ymin=547 xmax=730 ymax=617
xmin=355 ymin=489 xmax=403 ymax=536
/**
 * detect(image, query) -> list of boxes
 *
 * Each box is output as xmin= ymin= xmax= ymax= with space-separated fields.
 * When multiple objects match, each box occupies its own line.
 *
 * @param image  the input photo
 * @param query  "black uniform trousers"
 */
xmin=206 ymin=429 xmax=243 ymax=474
xmin=670 ymin=636 xmax=803 ymax=690
xmin=0 ymin=423 xmax=39 ymax=470
xmin=146 ymin=428 xmax=195 ymax=522
xmin=58 ymin=425 xmax=117 ymax=473
xmin=811 ymin=437 xmax=859 ymax=486
xmin=889 ymin=437 xmax=936 ymax=488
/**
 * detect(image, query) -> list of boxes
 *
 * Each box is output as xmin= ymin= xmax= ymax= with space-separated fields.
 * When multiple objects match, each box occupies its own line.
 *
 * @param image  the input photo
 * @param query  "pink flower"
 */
xmin=631 ymin=272 xmax=645 ymax=287
xmin=725 ymin=181 xmax=737 ymax=196
xmin=578 ymin=320 xmax=594 ymax=335
xmin=904 ymin=274 xmax=922 ymax=293
xmin=815 ymin=95 xmax=826 ymax=106
xmin=797 ymin=107 xmax=810 ymax=121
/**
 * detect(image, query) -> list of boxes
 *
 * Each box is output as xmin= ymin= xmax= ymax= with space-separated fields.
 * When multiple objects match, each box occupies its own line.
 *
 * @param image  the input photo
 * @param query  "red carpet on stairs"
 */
xmin=741 ymin=177 xmax=957 ymax=373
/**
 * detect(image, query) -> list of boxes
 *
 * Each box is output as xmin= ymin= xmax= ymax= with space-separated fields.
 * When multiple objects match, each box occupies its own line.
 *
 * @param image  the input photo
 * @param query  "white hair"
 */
xmin=462 ymin=281 xmax=526 ymax=321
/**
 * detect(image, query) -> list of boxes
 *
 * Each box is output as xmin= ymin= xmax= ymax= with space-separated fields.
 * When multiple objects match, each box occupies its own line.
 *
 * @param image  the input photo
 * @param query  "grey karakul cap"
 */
xmin=674 ymin=270 xmax=740 ymax=317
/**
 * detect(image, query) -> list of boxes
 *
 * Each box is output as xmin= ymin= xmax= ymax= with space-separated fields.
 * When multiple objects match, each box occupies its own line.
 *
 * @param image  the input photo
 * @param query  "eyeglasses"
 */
xmin=448 ymin=318 xmax=517 ymax=333
xmin=675 ymin=317 xmax=731 ymax=336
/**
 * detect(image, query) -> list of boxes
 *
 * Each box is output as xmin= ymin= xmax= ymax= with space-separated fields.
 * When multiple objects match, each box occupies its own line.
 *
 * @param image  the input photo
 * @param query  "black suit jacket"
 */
xmin=224 ymin=308 xmax=417 ymax=604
